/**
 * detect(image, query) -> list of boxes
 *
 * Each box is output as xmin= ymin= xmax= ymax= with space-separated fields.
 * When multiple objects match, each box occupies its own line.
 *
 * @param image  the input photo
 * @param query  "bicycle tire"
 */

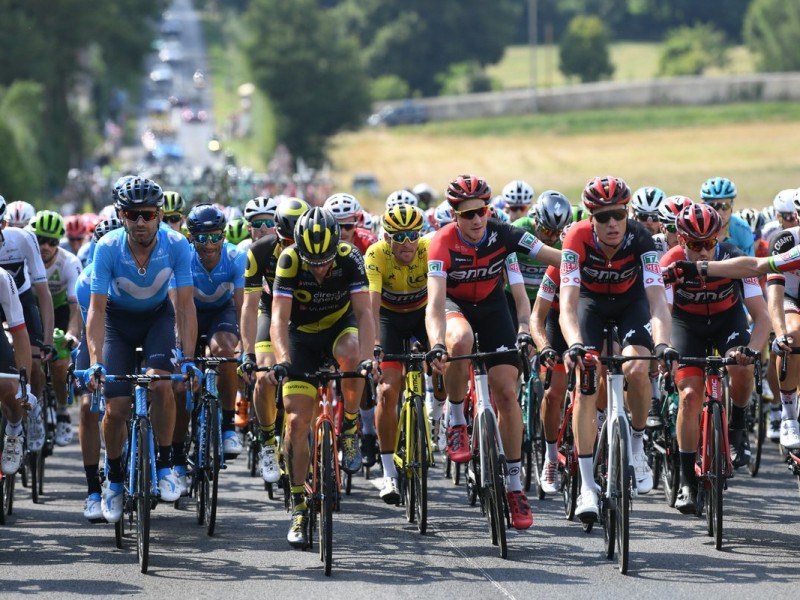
xmin=562 ymin=452 xmax=577 ymax=521
xmin=400 ymin=403 xmax=416 ymax=523
xmin=320 ymin=419 xmax=334 ymax=576
xmin=484 ymin=412 xmax=508 ymax=559
xmin=412 ymin=394 xmax=428 ymax=534
xmin=593 ymin=427 xmax=615 ymax=559
xmin=36 ymin=447 xmax=45 ymax=497
xmin=615 ymin=423 xmax=631 ymax=575
xmin=29 ymin=450 xmax=39 ymax=504
xmin=709 ymin=402 xmax=724 ymax=550
xmin=747 ymin=393 xmax=765 ymax=477
xmin=2 ymin=471 xmax=14 ymax=519
xmin=206 ymin=398 xmax=221 ymax=536
xmin=136 ymin=419 xmax=152 ymax=574
xmin=661 ymin=431 xmax=680 ymax=508
xmin=195 ymin=403 xmax=208 ymax=527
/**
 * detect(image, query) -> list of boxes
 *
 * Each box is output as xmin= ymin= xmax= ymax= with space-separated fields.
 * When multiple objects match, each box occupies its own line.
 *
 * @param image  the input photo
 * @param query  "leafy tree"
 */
xmin=658 ymin=24 xmax=728 ymax=76
xmin=245 ymin=0 xmax=371 ymax=164
xmin=371 ymin=75 xmax=411 ymax=102
xmin=559 ymin=16 xmax=614 ymax=83
xmin=0 ymin=82 xmax=46 ymax=200
xmin=744 ymin=0 xmax=800 ymax=72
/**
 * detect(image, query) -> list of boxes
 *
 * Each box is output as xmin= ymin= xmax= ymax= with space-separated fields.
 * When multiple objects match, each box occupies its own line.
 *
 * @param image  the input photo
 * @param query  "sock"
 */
xmin=578 ymin=454 xmax=596 ymax=493
xmin=107 ymin=456 xmax=124 ymax=484
xmin=291 ymin=484 xmax=306 ymax=511
xmin=631 ymin=427 xmax=645 ymax=455
xmin=679 ymin=450 xmax=697 ymax=486
xmin=172 ymin=441 xmax=187 ymax=467
xmin=156 ymin=445 xmax=172 ymax=471
xmin=448 ymin=400 xmax=467 ymax=427
xmin=85 ymin=464 xmax=102 ymax=495
xmin=343 ymin=411 xmax=359 ymax=436
xmin=259 ymin=424 xmax=276 ymax=446
xmin=507 ymin=459 xmax=522 ymax=492
xmin=780 ymin=389 xmax=798 ymax=420
xmin=545 ymin=441 xmax=558 ymax=463
xmin=221 ymin=409 xmax=236 ymax=432
xmin=730 ymin=404 xmax=746 ymax=430
xmin=360 ymin=407 xmax=376 ymax=435
xmin=5 ymin=419 xmax=22 ymax=437
xmin=380 ymin=451 xmax=397 ymax=479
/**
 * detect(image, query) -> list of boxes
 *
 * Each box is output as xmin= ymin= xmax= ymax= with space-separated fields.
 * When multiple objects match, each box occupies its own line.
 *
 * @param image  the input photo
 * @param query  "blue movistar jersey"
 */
xmin=185 ymin=242 xmax=246 ymax=310
xmin=91 ymin=226 xmax=193 ymax=311
xmin=722 ymin=214 xmax=754 ymax=257
xmin=75 ymin=264 xmax=92 ymax=322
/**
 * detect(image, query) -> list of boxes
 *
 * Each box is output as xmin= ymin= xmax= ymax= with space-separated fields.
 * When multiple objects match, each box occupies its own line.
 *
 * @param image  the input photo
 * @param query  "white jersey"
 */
xmin=45 ymin=248 xmax=82 ymax=308
xmin=766 ymin=226 xmax=800 ymax=299
xmin=0 ymin=227 xmax=48 ymax=294
xmin=0 ymin=266 xmax=26 ymax=331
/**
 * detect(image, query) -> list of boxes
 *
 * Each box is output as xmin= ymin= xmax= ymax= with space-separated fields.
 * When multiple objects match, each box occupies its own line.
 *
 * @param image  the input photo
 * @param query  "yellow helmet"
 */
xmin=382 ymin=204 xmax=424 ymax=234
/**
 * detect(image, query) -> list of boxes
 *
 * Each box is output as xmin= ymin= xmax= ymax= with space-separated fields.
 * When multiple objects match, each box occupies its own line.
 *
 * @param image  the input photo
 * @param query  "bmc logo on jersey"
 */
xmin=428 ymin=260 xmax=444 ymax=272
xmin=642 ymin=253 xmax=661 ymax=274
xmin=560 ymin=250 xmax=579 ymax=275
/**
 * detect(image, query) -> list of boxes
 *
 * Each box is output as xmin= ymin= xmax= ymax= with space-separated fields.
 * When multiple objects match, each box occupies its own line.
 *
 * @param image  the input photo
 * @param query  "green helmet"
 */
xmin=31 ymin=210 xmax=66 ymax=239
xmin=571 ymin=203 xmax=588 ymax=222
xmin=163 ymin=190 xmax=186 ymax=214
xmin=225 ymin=216 xmax=249 ymax=244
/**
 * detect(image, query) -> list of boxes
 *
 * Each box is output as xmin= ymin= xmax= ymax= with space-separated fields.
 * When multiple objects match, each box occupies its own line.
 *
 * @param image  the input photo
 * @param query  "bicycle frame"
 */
xmin=307 ymin=374 xmax=344 ymax=504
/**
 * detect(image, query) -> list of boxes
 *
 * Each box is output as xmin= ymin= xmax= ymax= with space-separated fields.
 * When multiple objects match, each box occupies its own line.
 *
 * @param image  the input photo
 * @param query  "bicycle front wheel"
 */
xmin=708 ymin=402 xmax=724 ymax=550
xmin=29 ymin=450 xmax=40 ymax=504
xmin=1 ymin=470 xmax=14 ymax=520
xmin=205 ymin=398 xmax=220 ymax=537
xmin=412 ymin=394 xmax=429 ymax=534
xmin=482 ymin=412 xmax=508 ymax=559
xmin=320 ymin=420 xmax=335 ymax=576
xmin=136 ymin=419 xmax=152 ymax=574
xmin=661 ymin=429 xmax=680 ymax=508
xmin=747 ymin=393 xmax=765 ymax=477
xmin=614 ymin=423 xmax=631 ymax=575
xmin=593 ymin=426 xmax=615 ymax=560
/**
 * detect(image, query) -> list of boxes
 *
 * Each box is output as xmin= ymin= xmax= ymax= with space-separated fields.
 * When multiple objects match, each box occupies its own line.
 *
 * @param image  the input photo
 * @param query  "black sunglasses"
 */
xmin=593 ymin=209 xmax=628 ymax=224
xmin=123 ymin=209 xmax=159 ymax=222
xmin=163 ymin=214 xmax=183 ymax=224
xmin=37 ymin=236 xmax=60 ymax=247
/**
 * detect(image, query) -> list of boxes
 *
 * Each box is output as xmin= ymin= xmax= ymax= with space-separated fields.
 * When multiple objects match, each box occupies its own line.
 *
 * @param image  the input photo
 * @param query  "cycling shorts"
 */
xmin=73 ymin=334 xmax=90 ymax=396
xmin=672 ymin=305 xmax=750 ymax=380
xmin=285 ymin=312 xmax=358 ymax=386
xmin=0 ymin=327 xmax=15 ymax=374
xmin=578 ymin=292 xmax=653 ymax=353
xmin=544 ymin=309 xmax=568 ymax=356
xmin=21 ymin=289 xmax=44 ymax=350
xmin=255 ymin=311 xmax=272 ymax=354
xmin=379 ymin=307 xmax=428 ymax=366
xmin=445 ymin=291 xmax=519 ymax=370
xmin=197 ymin=302 xmax=239 ymax=348
xmin=54 ymin=303 xmax=70 ymax=333
xmin=784 ymin=295 xmax=800 ymax=315
xmin=103 ymin=300 xmax=177 ymax=398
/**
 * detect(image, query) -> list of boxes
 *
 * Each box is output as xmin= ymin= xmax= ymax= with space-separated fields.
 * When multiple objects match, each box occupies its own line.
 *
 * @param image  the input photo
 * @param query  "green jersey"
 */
xmin=505 ymin=217 xmax=560 ymax=301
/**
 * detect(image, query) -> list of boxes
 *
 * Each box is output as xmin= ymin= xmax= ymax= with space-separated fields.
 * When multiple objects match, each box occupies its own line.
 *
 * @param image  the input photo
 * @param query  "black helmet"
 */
xmin=186 ymin=203 xmax=226 ymax=234
xmin=115 ymin=177 xmax=164 ymax=211
xmin=275 ymin=198 xmax=311 ymax=240
xmin=294 ymin=207 xmax=340 ymax=265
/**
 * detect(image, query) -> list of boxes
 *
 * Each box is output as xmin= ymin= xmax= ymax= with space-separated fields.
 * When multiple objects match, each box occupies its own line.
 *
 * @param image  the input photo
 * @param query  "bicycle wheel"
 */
xmin=136 ymin=419 xmax=152 ymax=574
xmin=400 ymin=403 xmax=416 ymax=523
xmin=205 ymin=398 xmax=221 ymax=536
xmin=482 ymin=412 xmax=507 ymax=559
xmin=319 ymin=420 xmax=334 ymax=576
xmin=661 ymin=430 xmax=680 ymax=508
xmin=195 ymin=403 xmax=208 ymax=527
xmin=747 ymin=393 xmax=765 ymax=477
xmin=593 ymin=427 xmax=616 ymax=559
xmin=707 ymin=402 xmax=724 ymax=550
xmin=412 ymin=394 xmax=428 ymax=534
xmin=29 ymin=450 xmax=40 ymax=504
xmin=614 ymin=423 xmax=631 ymax=575
xmin=1 ymin=471 xmax=14 ymax=519
xmin=562 ymin=450 xmax=577 ymax=521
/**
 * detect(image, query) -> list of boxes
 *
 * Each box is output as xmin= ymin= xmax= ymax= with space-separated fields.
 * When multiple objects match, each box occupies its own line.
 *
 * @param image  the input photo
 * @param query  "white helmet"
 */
xmin=434 ymin=200 xmax=454 ymax=228
xmin=794 ymin=188 xmax=800 ymax=213
xmin=412 ymin=183 xmax=436 ymax=203
xmin=244 ymin=196 xmax=279 ymax=221
xmin=324 ymin=193 xmax=363 ymax=222
xmin=362 ymin=210 xmax=377 ymax=233
xmin=773 ymin=189 xmax=796 ymax=214
xmin=385 ymin=189 xmax=419 ymax=209
xmin=631 ymin=186 xmax=666 ymax=216
xmin=762 ymin=205 xmax=778 ymax=222
xmin=223 ymin=205 xmax=243 ymax=222
xmin=501 ymin=180 xmax=534 ymax=207
xmin=98 ymin=204 xmax=118 ymax=219
xmin=6 ymin=200 xmax=36 ymax=227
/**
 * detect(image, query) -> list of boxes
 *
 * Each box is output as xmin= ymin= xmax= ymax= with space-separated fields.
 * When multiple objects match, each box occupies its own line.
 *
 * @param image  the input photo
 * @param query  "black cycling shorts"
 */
xmin=286 ymin=312 xmax=358 ymax=385
xmin=578 ymin=291 xmax=653 ymax=353
xmin=672 ymin=305 xmax=750 ymax=378
xmin=379 ymin=307 xmax=428 ymax=356
xmin=544 ymin=309 xmax=568 ymax=356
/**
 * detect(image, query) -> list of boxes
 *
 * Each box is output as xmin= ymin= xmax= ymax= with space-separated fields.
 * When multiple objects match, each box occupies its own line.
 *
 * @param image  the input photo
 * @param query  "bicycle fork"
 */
xmin=606 ymin=373 xmax=636 ymax=501
xmin=473 ymin=371 xmax=505 ymax=490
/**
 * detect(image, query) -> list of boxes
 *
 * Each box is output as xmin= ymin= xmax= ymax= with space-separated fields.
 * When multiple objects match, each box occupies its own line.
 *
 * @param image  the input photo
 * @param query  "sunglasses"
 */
xmin=250 ymin=218 xmax=275 ymax=229
xmin=592 ymin=209 xmax=628 ymax=224
xmin=68 ymin=236 xmax=84 ymax=242
xmin=163 ymin=214 xmax=183 ymax=224
xmin=390 ymin=231 xmax=421 ymax=244
xmin=636 ymin=212 xmax=659 ymax=223
xmin=707 ymin=202 xmax=732 ymax=211
xmin=664 ymin=224 xmax=677 ymax=233
xmin=122 ymin=209 xmax=159 ymax=222
xmin=338 ymin=222 xmax=358 ymax=231
xmin=535 ymin=224 xmax=561 ymax=237
xmin=506 ymin=205 xmax=528 ymax=212
xmin=193 ymin=233 xmax=224 ymax=245
xmin=454 ymin=206 xmax=489 ymax=220
xmin=684 ymin=238 xmax=718 ymax=252
xmin=779 ymin=212 xmax=798 ymax=222
xmin=37 ymin=236 xmax=59 ymax=247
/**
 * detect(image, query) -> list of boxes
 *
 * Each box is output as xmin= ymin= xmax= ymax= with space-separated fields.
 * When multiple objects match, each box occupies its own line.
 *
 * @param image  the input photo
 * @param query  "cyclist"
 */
xmin=62 ymin=215 xmax=87 ymax=255
xmin=162 ymin=190 xmax=186 ymax=232
xmin=5 ymin=201 xmax=35 ymax=228
xmin=426 ymin=174 xmax=562 ymax=530
xmin=0 ymin=267 xmax=33 ymax=477
xmin=86 ymin=177 xmax=198 ymax=522
xmin=266 ymin=207 xmax=375 ymax=548
xmin=0 ymin=196 xmax=54 ymax=451
xmin=501 ymin=180 xmax=534 ymax=223
xmin=366 ymin=204 xmax=430 ymax=504
xmin=661 ymin=203 xmax=769 ymax=512
xmin=240 ymin=198 xmax=311 ymax=484
xmin=29 ymin=211 xmax=83 ymax=446
xmin=226 ymin=216 xmax=249 ymax=246
xmin=239 ymin=196 xmax=279 ymax=253
xmin=631 ymin=186 xmax=666 ymax=236
xmin=699 ymin=176 xmax=754 ymax=256
xmin=653 ymin=196 xmax=693 ymax=260
xmin=559 ymin=176 xmax=675 ymax=522
xmin=324 ymin=193 xmax=377 ymax=255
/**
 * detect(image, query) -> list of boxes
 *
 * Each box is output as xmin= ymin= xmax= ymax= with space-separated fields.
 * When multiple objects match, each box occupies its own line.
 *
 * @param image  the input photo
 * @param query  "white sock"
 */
xmin=546 ymin=441 xmax=558 ymax=463
xmin=507 ymin=460 xmax=522 ymax=492
xmin=380 ymin=452 xmax=397 ymax=479
xmin=780 ymin=390 xmax=798 ymax=420
xmin=448 ymin=400 xmax=467 ymax=426
xmin=360 ymin=408 xmax=376 ymax=435
xmin=631 ymin=427 xmax=645 ymax=455
xmin=578 ymin=456 xmax=596 ymax=493
xmin=5 ymin=419 xmax=23 ymax=437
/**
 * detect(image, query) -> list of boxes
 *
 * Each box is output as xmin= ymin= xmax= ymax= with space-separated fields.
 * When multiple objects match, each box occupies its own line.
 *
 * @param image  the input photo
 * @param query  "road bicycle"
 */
xmin=383 ymin=342 xmax=434 ymax=534
xmin=680 ymin=354 xmax=762 ymax=551
xmin=0 ymin=370 xmax=28 ymax=524
xmin=518 ymin=354 xmax=545 ymax=499
xmin=23 ymin=359 xmax=56 ymax=504
xmin=777 ymin=347 xmax=800 ymax=494
xmin=77 ymin=369 xmax=192 ymax=573
xmin=277 ymin=359 xmax=372 ymax=576
xmin=645 ymin=373 xmax=680 ymax=507
xmin=447 ymin=335 xmax=527 ymax=559
xmin=745 ymin=385 xmax=767 ymax=477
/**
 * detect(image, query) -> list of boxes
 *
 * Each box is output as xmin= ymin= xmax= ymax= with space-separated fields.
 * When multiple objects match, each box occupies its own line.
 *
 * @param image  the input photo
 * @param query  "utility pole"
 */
xmin=528 ymin=0 xmax=538 ymax=112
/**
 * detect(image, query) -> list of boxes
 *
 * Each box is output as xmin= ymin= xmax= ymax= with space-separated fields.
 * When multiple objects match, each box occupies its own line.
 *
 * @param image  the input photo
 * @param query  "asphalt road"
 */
xmin=1 ymin=417 xmax=799 ymax=599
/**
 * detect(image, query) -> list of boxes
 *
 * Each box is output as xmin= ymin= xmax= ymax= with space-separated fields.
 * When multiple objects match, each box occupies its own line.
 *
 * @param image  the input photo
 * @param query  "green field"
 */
xmin=486 ymin=43 xmax=757 ymax=90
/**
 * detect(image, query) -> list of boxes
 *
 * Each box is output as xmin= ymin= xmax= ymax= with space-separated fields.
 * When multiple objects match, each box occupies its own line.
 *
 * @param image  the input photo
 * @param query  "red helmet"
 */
xmin=64 ymin=215 xmax=86 ymax=239
xmin=658 ymin=195 xmax=693 ymax=226
xmin=581 ymin=176 xmax=631 ymax=211
xmin=83 ymin=213 xmax=102 ymax=234
xmin=445 ymin=174 xmax=492 ymax=207
xmin=676 ymin=203 xmax=722 ymax=241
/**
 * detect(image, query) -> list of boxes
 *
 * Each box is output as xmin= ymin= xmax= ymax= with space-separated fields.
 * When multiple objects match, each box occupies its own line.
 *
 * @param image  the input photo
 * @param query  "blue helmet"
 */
xmin=115 ymin=177 xmax=164 ymax=210
xmin=700 ymin=177 xmax=736 ymax=200
xmin=186 ymin=203 xmax=226 ymax=234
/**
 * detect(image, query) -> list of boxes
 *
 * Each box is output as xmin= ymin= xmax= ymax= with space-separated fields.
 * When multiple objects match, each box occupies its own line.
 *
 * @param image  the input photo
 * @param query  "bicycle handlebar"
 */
xmin=682 ymin=354 xmax=763 ymax=395
xmin=565 ymin=354 xmax=659 ymax=393
xmin=71 ymin=370 xmax=193 ymax=413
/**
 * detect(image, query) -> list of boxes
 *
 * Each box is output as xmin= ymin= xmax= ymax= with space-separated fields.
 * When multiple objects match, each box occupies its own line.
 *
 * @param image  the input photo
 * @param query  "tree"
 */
xmin=245 ymin=0 xmax=371 ymax=164
xmin=0 ymin=82 xmax=46 ymax=200
xmin=559 ymin=16 xmax=614 ymax=83
xmin=744 ymin=0 xmax=800 ymax=72
xmin=658 ymin=24 xmax=729 ymax=77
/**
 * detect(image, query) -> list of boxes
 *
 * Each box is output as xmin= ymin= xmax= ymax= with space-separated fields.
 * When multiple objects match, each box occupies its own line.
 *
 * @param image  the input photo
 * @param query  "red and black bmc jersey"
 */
xmin=427 ymin=219 xmax=544 ymax=304
xmin=660 ymin=242 xmax=761 ymax=317
xmin=350 ymin=227 xmax=378 ymax=255
xmin=560 ymin=219 xmax=663 ymax=297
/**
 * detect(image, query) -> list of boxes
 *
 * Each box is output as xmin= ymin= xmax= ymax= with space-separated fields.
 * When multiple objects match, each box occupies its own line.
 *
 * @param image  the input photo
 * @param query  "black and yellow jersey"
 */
xmin=365 ymin=237 xmax=429 ymax=312
xmin=273 ymin=241 xmax=369 ymax=333
xmin=243 ymin=234 xmax=282 ymax=312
